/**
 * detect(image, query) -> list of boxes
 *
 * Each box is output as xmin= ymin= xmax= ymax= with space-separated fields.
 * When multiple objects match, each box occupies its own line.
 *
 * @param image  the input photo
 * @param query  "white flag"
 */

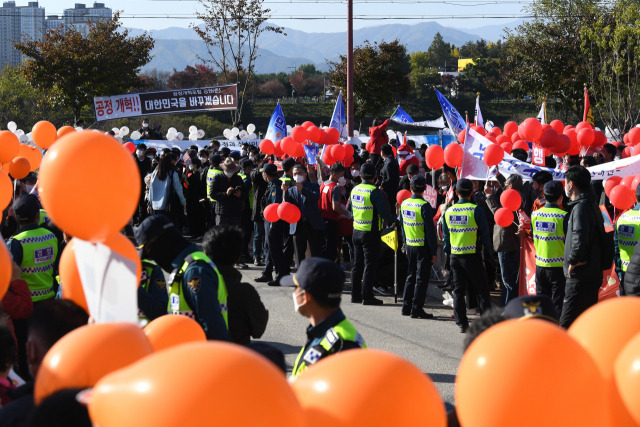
xmin=474 ymin=94 xmax=484 ymax=128
xmin=537 ymin=100 xmax=547 ymax=125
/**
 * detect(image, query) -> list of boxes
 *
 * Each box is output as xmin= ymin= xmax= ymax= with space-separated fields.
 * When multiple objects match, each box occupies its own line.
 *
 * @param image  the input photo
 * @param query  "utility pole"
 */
xmin=346 ymin=0 xmax=354 ymax=137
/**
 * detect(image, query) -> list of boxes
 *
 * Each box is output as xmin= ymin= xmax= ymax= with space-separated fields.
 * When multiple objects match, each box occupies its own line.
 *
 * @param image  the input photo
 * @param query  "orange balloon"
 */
xmin=32 ymin=120 xmax=58 ymax=149
xmin=57 ymin=125 xmax=76 ymax=138
xmin=291 ymin=349 xmax=446 ymax=427
xmin=0 ymin=240 xmax=11 ymax=300
xmin=0 ymin=170 xmax=11 ymax=211
xmin=38 ymin=131 xmax=140 ymax=242
xmin=60 ymin=234 xmax=142 ymax=315
xmin=89 ymin=342 xmax=305 ymax=427
xmin=456 ymin=320 xmax=606 ymax=427
xmin=34 ymin=323 xmax=152 ymax=405
xmin=8 ymin=157 xmax=30 ymax=179
xmin=143 ymin=315 xmax=206 ymax=352
xmin=18 ymin=144 xmax=42 ymax=171
xmin=569 ymin=297 xmax=640 ymax=427
xmin=615 ymin=331 xmax=640 ymax=426
xmin=0 ymin=131 xmax=19 ymax=163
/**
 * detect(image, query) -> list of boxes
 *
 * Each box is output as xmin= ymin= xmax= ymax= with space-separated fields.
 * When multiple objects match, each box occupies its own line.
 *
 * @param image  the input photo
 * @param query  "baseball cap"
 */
xmin=135 ymin=215 xmax=175 ymax=249
xmin=210 ymin=154 xmax=222 ymax=167
xmin=281 ymin=257 xmax=344 ymax=306
xmin=282 ymin=157 xmax=296 ymax=172
xmin=240 ymin=158 xmax=256 ymax=169
xmin=504 ymin=295 xmax=559 ymax=323
xmin=544 ymin=181 xmax=564 ymax=200
xmin=13 ymin=194 xmax=41 ymax=222
xmin=456 ymin=178 xmax=473 ymax=193
xmin=406 ymin=164 xmax=419 ymax=175
xmin=360 ymin=163 xmax=376 ymax=179
xmin=410 ymin=175 xmax=427 ymax=188
xmin=261 ymin=163 xmax=277 ymax=175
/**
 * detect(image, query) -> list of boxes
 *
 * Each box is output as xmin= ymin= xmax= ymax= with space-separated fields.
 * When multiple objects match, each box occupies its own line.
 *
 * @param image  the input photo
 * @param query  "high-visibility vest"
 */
xmin=617 ymin=208 xmax=640 ymax=272
xmin=319 ymin=181 xmax=340 ymax=221
xmin=167 ymin=251 xmax=228 ymax=328
xmin=139 ymin=259 xmax=160 ymax=326
xmin=206 ymin=167 xmax=222 ymax=201
xmin=12 ymin=227 xmax=58 ymax=302
xmin=351 ymin=183 xmax=380 ymax=232
xmin=531 ymin=206 xmax=567 ymax=268
xmin=401 ymin=198 xmax=427 ymax=246
xmin=37 ymin=209 xmax=51 ymax=226
xmin=445 ymin=203 xmax=478 ymax=255
xmin=292 ymin=318 xmax=366 ymax=377
xmin=238 ymin=171 xmax=254 ymax=210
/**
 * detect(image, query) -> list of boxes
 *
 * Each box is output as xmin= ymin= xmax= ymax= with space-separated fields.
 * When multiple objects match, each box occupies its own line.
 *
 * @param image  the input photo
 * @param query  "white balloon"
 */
xmin=7 ymin=121 xmax=16 ymax=132
xmin=18 ymin=134 xmax=28 ymax=143
xmin=239 ymin=130 xmax=248 ymax=139
xmin=197 ymin=129 xmax=205 ymax=139
xmin=166 ymin=133 xmax=175 ymax=141
xmin=16 ymin=129 xmax=24 ymax=136
xmin=176 ymin=132 xmax=184 ymax=141
xmin=247 ymin=123 xmax=256 ymax=134
xmin=120 ymin=126 xmax=130 ymax=136
xmin=112 ymin=127 xmax=120 ymax=134
xmin=115 ymin=137 xmax=123 ymax=143
xmin=248 ymin=133 xmax=257 ymax=139
xmin=286 ymin=125 xmax=292 ymax=136
xmin=189 ymin=133 xmax=198 ymax=141
xmin=354 ymin=130 xmax=360 ymax=137
xmin=27 ymin=132 xmax=32 ymax=140
xmin=484 ymin=120 xmax=495 ymax=131
xmin=231 ymin=127 xmax=239 ymax=137
xmin=168 ymin=127 xmax=178 ymax=135
xmin=223 ymin=128 xmax=231 ymax=138
xmin=189 ymin=125 xmax=197 ymax=134
xmin=130 ymin=131 xmax=142 ymax=140
xmin=75 ymin=127 xmax=83 ymax=132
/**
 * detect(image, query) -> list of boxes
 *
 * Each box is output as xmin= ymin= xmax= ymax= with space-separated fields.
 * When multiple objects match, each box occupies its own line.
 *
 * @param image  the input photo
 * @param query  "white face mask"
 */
xmin=199 ymin=157 xmax=206 ymax=163
xmin=142 ymin=123 xmax=149 ymax=128
xmin=294 ymin=174 xmax=305 ymax=183
xmin=225 ymin=171 xmax=234 ymax=178
xmin=241 ymin=150 xmax=247 ymax=156
xmin=338 ymin=177 xmax=346 ymax=186
xmin=293 ymin=290 xmax=306 ymax=313
xmin=147 ymin=155 xmax=154 ymax=159
xmin=137 ymin=150 xmax=145 ymax=157
xmin=351 ymin=170 xmax=360 ymax=177
xmin=564 ymin=182 xmax=571 ymax=198
xmin=188 ymin=164 xmax=194 ymax=171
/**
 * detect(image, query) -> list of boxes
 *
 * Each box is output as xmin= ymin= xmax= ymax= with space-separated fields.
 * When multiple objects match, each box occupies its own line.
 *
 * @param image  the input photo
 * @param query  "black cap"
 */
xmin=210 ymin=154 xmax=222 ymax=167
xmin=240 ymin=158 xmax=256 ymax=169
xmin=281 ymin=257 xmax=344 ymax=306
xmin=504 ymin=295 xmax=559 ymax=323
xmin=229 ymin=151 xmax=241 ymax=161
xmin=135 ymin=215 xmax=175 ymax=249
xmin=360 ymin=163 xmax=376 ymax=179
xmin=262 ymin=163 xmax=277 ymax=175
xmin=456 ymin=178 xmax=473 ymax=193
xmin=406 ymin=164 xmax=419 ymax=175
xmin=410 ymin=175 xmax=427 ymax=188
xmin=543 ymin=181 xmax=564 ymax=201
xmin=282 ymin=157 xmax=296 ymax=172
xmin=13 ymin=194 xmax=41 ymax=222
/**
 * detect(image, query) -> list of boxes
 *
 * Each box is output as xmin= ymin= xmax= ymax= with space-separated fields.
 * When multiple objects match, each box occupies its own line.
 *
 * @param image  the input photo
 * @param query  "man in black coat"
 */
xmin=211 ymin=158 xmax=245 ymax=226
xmin=379 ymin=144 xmax=399 ymax=217
xmin=251 ymin=157 xmax=269 ymax=265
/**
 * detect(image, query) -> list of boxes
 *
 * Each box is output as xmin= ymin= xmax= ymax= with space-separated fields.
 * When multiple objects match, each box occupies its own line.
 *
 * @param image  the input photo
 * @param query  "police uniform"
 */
xmin=349 ymin=164 xmax=397 ymax=304
xmin=137 ymin=259 xmax=169 ymax=327
xmin=531 ymin=191 xmax=567 ymax=316
xmin=616 ymin=202 xmax=640 ymax=288
xmin=442 ymin=179 xmax=492 ymax=332
xmin=206 ymin=163 xmax=223 ymax=226
xmin=400 ymin=178 xmax=438 ymax=318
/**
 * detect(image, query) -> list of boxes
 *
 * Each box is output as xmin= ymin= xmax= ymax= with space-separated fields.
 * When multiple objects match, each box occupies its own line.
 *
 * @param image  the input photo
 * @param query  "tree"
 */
xmin=409 ymin=51 xmax=440 ymax=100
xmin=139 ymin=68 xmax=170 ymax=91
xmin=581 ymin=0 xmax=640 ymax=133
xmin=192 ymin=0 xmax=283 ymax=123
xmin=167 ymin=64 xmax=218 ymax=89
xmin=428 ymin=33 xmax=454 ymax=70
xmin=14 ymin=13 xmax=154 ymax=125
xmin=257 ymin=79 xmax=287 ymax=98
xmin=328 ymin=40 xmax=411 ymax=123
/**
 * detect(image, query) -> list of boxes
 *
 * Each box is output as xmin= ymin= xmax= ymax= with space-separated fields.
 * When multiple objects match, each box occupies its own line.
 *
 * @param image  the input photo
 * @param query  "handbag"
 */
xmin=165 ymin=171 xmax=183 ymax=216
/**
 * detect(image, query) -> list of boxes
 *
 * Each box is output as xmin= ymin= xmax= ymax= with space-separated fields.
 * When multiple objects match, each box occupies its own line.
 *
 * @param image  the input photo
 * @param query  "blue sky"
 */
xmin=37 ymin=0 xmax=529 ymax=33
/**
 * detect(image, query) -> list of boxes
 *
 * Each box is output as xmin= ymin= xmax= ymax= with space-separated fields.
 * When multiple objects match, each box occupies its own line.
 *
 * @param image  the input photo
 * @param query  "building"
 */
xmin=45 ymin=15 xmax=64 ymax=32
xmin=63 ymin=3 xmax=112 ymax=36
xmin=0 ymin=2 xmax=26 ymax=68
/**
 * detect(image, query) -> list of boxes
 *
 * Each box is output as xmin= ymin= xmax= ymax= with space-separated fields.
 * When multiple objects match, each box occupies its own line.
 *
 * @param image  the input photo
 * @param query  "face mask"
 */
xmin=293 ymin=290 xmax=306 ymax=313
xmin=241 ymin=150 xmax=247 ymax=156
xmin=225 ymin=171 xmax=234 ymax=178
xmin=351 ymin=170 xmax=360 ymax=177
xmin=338 ymin=177 xmax=346 ymax=186
xmin=147 ymin=155 xmax=154 ymax=160
xmin=137 ymin=150 xmax=145 ymax=157
xmin=25 ymin=184 xmax=34 ymax=194
xmin=294 ymin=174 xmax=305 ymax=183
xmin=565 ymin=183 xmax=571 ymax=198
xmin=188 ymin=164 xmax=194 ymax=171
xmin=199 ymin=157 xmax=206 ymax=163
xmin=142 ymin=123 xmax=149 ymax=128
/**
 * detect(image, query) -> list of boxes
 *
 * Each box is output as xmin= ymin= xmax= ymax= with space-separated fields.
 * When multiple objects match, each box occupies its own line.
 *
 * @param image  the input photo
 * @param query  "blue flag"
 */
xmin=265 ymin=102 xmax=287 ymax=142
xmin=329 ymin=91 xmax=347 ymax=138
xmin=303 ymin=144 xmax=320 ymax=165
xmin=391 ymin=106 xmax=415 ymax=124
xmin=435 ymin=89 xmax=466 ymax=138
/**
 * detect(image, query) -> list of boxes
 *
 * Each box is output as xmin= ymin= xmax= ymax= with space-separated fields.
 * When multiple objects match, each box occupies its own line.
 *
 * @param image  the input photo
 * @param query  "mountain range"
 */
xmin=129 ymin=19 xmax=523 ymax=74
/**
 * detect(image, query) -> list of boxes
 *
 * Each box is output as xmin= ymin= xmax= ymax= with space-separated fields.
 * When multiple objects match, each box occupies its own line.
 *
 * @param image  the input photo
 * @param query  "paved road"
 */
xmin=238 ymin=263 xmax=472 ymax=404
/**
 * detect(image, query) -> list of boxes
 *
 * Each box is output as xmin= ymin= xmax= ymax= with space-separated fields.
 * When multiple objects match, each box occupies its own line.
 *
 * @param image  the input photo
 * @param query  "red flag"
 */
xmin=583 ymin=85 xmax=594 ymax=125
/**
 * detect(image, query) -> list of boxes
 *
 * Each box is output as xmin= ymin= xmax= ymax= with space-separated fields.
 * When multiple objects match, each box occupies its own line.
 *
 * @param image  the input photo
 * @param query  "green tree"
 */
xmin=328 ymin=40 xmax=410 ymax=124
xmin=14 ymin=13 xmax=154 ymax=125
xmin=459 ymin=58 xmax=505 ymax=99
xmin=428 ymin=32 xmax=454 ymax=70
xmin=409 ymin=51 xmax=440 ymax=100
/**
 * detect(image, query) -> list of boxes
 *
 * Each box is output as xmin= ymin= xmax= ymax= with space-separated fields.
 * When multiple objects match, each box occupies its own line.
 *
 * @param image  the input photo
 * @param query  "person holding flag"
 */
xmin=399 ymin=175 xmax=438 ymax=319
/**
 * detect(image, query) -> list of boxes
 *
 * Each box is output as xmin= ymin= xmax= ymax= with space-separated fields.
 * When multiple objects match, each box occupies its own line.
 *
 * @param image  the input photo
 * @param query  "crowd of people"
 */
xmin=1 ymin=115 xmax=639 ymax=426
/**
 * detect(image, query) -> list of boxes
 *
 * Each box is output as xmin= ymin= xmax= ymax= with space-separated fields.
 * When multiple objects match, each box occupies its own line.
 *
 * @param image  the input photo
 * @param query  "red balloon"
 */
xmin=604 ymin=176 xmax=622 ymax=197
xmin=578 ymin=128 xmax=595 ymax=147
xmin=343 ymin=143 xmax=355 ymax=158
xmin=550 ymin=120 xmax=564 ymax=134
xmin=489 ymin=127 xmax=502 ymax=136
xmin=457 ymin=129 xmax=466 ymax=144
xmin=519 ymin=117 xmax=542 ymax=143
xmin=472 ymin=125 xmax=486 ymax=136
xmin=322 ymin=127 xmax=340 ymax=145
xmin=444 ymin=143 xmax=463 ymax=168
xmin=541 ymin=123 xmax=552 ymax=132
xmin=513 ymin=140 xmax=530 ymax=152
xmin=632 ymin=175 xmax=640 ymax=194
xmin=510 ymin=131 xmax=521 ymax=144
xmin=610 ymin=185 xmax=635 ymax=211
xmin=329 ymin=144 xmax=345 ymax=161
xmin=494 ymin=207 xmax=513 ymax=228
xmin=500 ymin=189 xmax=522 ymax=211
xmin=301 ymin=121 xmax=314 ymax=129
xmin=576 ymin=121 xmax=593 ymax=132
xmin=552 ymin=134 xmax=571 ymax=155
xmin=396 ymin=189 xmax=411 ymax=205
xmin=281 ymin=136 xmax=297 ymax=156
xmin=564 ymin=128 xmax=578 ymax=144
xmin=263 ymin=203 xmax=280 ymax=223
xmin=628 ymin=128 xmax=640 ymax=145
xmin=539 ymin=128 xmax=558 ymax=149
xmin=343 ymin=156 xmax=354 ymax=167
xmin=623 ymin=147 xmax=632 ymax=159
xmin=568 ymin=138 xmax=581 ymax=156
xmin=564 ymin=125 xmax=575 ymax=131
xmin=621 ymin=175 xmax=635 ymax=189
xmin=594 ymin=131 xmax=607 ymax=147
xmin=485 ymin=135 xmax=497 ymax=144
xmin=123 ymin=142 xmax=136 ymax=154
xmin=259 ymin=139 xmax=274 ymax=155
xmin=504 ymin=121 xmax=518 ymax=137
xmin=624 ymin=133 xmax=631 ymax=145
xmin=501 ymin=142 xmax=513 ymax=154
xmin=307 ymin=126 xmax=323 ymax=144
xmin=496 ymin=135 xmax=511 ymax=145
xmin=277 ymin=202 xmax=301 ymax=223
xmin=484 ymin=144 xmax=504 ymax=167
xmin=291 ymin=126 xmax=309 ymax=143
xmin=273 ymin=140 xmax=284 ymax=158
xmin=322 ymin=149 xmax=335 ymax=166
xmin=425 ymin=145 xmax=444 ymax=170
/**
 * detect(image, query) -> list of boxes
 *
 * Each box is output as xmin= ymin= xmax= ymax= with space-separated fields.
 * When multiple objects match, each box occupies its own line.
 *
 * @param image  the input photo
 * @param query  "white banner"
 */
xmin=138 ymin=139 xmax=259 ymax=153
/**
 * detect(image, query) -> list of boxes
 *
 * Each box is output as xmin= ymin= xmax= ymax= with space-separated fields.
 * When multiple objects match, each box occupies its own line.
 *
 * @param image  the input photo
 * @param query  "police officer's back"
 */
xmin=286 ymin=258 xmax=366 ymax=377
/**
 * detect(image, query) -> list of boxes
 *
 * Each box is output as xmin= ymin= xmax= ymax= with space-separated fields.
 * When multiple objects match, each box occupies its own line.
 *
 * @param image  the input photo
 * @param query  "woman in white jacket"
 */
xmin=149 ymin=152 xmax=186 ymax=227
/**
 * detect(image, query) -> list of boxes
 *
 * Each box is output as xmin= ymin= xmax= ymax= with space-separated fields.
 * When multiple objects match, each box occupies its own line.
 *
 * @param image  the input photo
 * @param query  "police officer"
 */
xmin=399 ymin=175 xmax=438 ymax=319
xmin=350 ymin=163 xmax=397 ymax=305
xmin=616 ymin=183 xmax=640 ymax=290
xmin=531 ymin=181 xmax=567 ymax=315
xmin=136 ymin=214 xmax=230 ymax=341
xmin=286 ymin=257 xmax=366 ymax=377
xmin=442 ymin=179 xmax=493 ymax=332
xmin=206 ymin=154 xmax=223 ymax=227
xmin=137 ymin=258 xmax=169 ymax=327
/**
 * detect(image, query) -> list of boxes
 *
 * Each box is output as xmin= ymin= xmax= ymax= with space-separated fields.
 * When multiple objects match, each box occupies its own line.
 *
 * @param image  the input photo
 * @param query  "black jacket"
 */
xmin=251 ymin=168 xmax=268 ymax=221
xmin=563 ymin=192 xmax=603 ymax=281
xmin=380 ymin=156 xmax=399 ymax=197
xmin=211 ymin=172 xmax=245 ymax=216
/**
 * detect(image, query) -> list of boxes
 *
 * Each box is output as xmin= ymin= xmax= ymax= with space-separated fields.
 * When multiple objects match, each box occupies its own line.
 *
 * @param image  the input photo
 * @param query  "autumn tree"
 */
xmin=328 ymin=40 xmax=411 ymax=124
xmin=139 ymin=68 xmax=170 ymax=91
xmin=257 ymin=79 xmax=287 ymax=98
xmin=14 ymin=13 xmax=154 ymax=125
xmin=167 ymin=64 xmax=218 ymax=89
xmin=192 ymin=0 xmax=283 ymax=122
